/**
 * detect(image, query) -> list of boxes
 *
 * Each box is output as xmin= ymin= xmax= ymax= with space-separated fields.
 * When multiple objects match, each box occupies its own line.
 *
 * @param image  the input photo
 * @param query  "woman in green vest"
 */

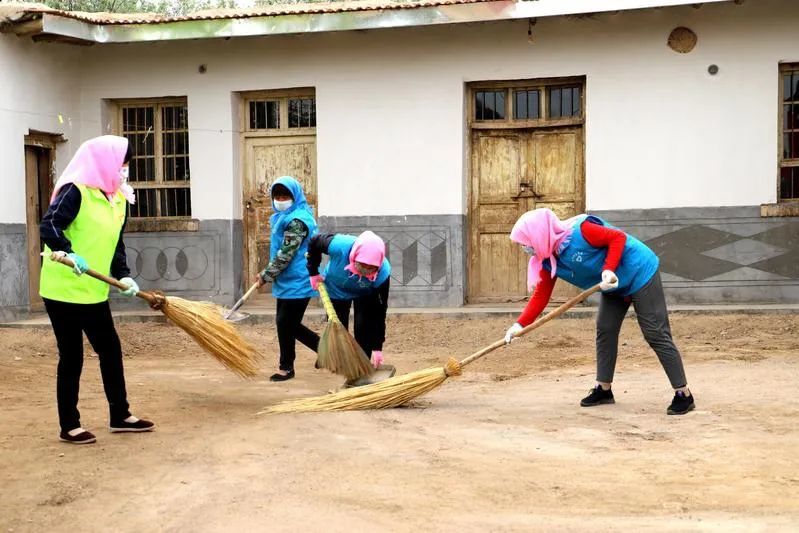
xmin=39 ymin=135 xmax=154 ymax=445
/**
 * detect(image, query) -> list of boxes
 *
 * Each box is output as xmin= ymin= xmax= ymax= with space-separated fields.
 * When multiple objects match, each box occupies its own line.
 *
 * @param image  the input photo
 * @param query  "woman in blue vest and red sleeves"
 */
xmin=306 ymin=231 xmax=391 ymax=369
xmin=504 ymin=208 xmax=695 ymax=415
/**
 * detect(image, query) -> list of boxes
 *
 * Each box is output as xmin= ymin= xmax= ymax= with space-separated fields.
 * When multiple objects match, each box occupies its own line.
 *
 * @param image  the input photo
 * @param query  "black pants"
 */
xmin=330 ymin=284 xmax=388 ymax=358
xmin=275 ymin=298 xmax=320 ymax=371
xmin=43 ymin=298 xmax=131 ymax=432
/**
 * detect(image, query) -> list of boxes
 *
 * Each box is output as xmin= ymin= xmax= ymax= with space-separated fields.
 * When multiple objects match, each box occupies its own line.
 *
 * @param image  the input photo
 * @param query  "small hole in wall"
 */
xmin=708 ymin=64 xmax=719 ymax=75
xmin=198 ymin=64 xmax=207 ymax=74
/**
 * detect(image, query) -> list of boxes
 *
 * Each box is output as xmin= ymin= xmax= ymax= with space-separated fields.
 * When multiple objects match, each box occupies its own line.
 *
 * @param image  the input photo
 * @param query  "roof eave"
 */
xmin=24 ymin=0 xmax=736 ymax=44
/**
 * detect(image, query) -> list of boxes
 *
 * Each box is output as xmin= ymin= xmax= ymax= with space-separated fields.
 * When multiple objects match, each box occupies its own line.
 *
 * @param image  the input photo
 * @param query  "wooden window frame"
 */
xmin=241 ymin=88 xmax=317 ymax=138
xmin=468 ymin=77 xmax=585 ymax=130
xmin=114 ymin=97 xmax=197 ymax=231
xmin=762 ymin=63 xmax=799 ymax=217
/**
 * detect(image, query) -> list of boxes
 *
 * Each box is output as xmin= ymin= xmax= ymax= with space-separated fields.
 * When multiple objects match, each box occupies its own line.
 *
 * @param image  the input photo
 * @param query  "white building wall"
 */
xmin=63 ymin=0 xmax=798 ymax=221
xmin=0 ymin=37 xmax=82 ymax=224
xmin=3 ymin=0 xmax=797 ymax=219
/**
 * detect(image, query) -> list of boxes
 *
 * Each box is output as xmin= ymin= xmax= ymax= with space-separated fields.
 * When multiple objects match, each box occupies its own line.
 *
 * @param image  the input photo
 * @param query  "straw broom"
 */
xmin=263 ymin=284 xmax=601 ymax=414
xmin=48 ymin=253 xmax=262 ymax=378
xmin=315 ymin=282 xmax=374 ymax=381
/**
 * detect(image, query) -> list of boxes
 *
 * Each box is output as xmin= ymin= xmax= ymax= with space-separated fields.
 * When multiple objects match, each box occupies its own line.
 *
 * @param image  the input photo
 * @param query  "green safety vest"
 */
xmin=39 ymin=184 xmax=127 ymax=304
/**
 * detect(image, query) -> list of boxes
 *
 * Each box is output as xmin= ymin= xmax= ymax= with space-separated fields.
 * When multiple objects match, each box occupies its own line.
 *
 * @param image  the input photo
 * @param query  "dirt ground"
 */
xmin=1 ymin=313 xmax=798 ymax=532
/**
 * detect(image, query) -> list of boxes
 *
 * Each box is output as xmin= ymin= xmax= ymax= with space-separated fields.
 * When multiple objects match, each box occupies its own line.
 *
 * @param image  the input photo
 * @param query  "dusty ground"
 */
xmin=1 ymin=313 xmax=798 ymax=532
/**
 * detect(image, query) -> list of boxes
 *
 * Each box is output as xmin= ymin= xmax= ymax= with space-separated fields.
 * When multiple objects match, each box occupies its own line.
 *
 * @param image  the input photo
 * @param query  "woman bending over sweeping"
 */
xmin=504 ymin=208 xmax=695 ymax=415
xmin=255 ymin=176 xmax=319 ymax=382
xmin=306 ymin=231 xmax=391 ymax=369
xmin=39 ymin=135 xmax=154 ymax=445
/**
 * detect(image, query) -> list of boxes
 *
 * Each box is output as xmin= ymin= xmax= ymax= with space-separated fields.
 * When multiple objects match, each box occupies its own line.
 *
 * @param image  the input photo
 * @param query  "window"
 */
xmin=472 ymin=79 xmax=584 ymax=125
xmin=118 ymin=99 xmax=191 ymax=219
xmin=245 ymin=90 xmax=316 ymax=133
xmin=513 ymin=89 xmax=540 ymax=120
xmin=475 ymin=90 xmax=506 ymax=121
xmin=781 ymin=64 xmax=799 ymax=202
xmin=548 ymin=86 xmax=582 ymax=119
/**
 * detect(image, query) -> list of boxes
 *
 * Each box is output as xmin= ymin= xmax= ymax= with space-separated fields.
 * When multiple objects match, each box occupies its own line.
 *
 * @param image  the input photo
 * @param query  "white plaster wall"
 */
xmin=0 ymin=38 xmax=82 ymax=224
xmin=51 ymin=0 xmax=799 ymax=218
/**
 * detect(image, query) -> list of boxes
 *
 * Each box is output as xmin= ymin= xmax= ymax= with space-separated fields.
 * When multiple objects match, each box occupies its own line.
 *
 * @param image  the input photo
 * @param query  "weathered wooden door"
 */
xmin=469 ymin=130 xmax=534 ymax=303
xmin=243 ymin=136 xmax=317 ymax=296
xmin=468 ymin=128 xmax=583 ymax=303
xmin=24 ymin=139 xmax=56 ymax=312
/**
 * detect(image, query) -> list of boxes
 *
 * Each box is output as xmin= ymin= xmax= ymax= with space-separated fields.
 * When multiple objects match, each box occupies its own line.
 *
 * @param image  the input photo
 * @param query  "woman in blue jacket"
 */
xmin=306 ymin=231 xmax=391 ymax=369
xmin=255 ymin=176 xmax=319 ymax=382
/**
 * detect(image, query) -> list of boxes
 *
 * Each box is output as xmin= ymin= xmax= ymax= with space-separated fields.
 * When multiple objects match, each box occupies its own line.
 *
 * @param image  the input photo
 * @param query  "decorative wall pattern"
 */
xmin=318 ymin=215 xmax=465 ymax=307
xmin=592 ymin=207 xmax=799 ymax=304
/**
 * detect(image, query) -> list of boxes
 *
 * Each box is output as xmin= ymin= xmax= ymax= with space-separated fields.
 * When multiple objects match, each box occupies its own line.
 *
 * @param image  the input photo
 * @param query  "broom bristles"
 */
xmin=263 ymin=357 xmax=462 ymax=414
xmin=316 ymin=321 xmax=373 ymax=381
xmin=161 ymin=297 xmax=262 ymax=378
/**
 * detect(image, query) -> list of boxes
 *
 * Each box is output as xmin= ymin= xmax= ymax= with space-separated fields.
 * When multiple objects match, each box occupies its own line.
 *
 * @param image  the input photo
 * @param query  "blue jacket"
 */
xmin=322 ymin=235 xmax=392 ymax=300
xmin=269 ymin=176 xmax=318 ymax=299
xmin=543 ymin=215 xmax=659 ymax=297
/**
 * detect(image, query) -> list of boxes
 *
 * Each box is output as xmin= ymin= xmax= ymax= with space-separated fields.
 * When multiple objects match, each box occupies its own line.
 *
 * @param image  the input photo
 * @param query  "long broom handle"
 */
xmin=225 ymin=282 xmax=260 ymax=318
xmin=316 ymin=282 xmax=341 ymax=323
xmin=458 ymin=284 xmax=602 ymax=368
xmin=45 ymin=252 xmax=160 ymax=306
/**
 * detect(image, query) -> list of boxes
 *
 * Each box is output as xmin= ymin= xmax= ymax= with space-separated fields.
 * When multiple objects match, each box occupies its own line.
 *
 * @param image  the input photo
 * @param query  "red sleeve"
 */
xmin=580 ymin=220 xmax=627 ymax=272
xmin=516 ymin=274 xmax=556 ymax=327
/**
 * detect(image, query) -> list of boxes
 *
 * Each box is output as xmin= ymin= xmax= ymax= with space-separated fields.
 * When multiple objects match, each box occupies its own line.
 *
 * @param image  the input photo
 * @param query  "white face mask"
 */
xmin=522 ymin=245 xmax=535 ymax=256
xmin=120 ymin=166 xmax=129 ymax=184
xmin=274 ymin=199 xmax=293 ymax=212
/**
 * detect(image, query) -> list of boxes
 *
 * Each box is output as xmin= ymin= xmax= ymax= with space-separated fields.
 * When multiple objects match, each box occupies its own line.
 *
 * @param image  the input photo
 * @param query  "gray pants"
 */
xmin=595 ymin=270 xmax=687 ymax=389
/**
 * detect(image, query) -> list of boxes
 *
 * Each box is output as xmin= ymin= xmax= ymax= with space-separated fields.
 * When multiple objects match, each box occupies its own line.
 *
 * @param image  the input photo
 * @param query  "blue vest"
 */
xmin=270 ymin=210 xmax=318 ymax=299
xmin=322 ymin=235 xmax=392 ymax=300
xmin=543 ymin=215 xmax=659 ymax=297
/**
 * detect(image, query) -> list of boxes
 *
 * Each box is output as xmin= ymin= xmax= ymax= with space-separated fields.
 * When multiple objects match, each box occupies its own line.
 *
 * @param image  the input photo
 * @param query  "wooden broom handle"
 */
xmin=47 ymin=252 xmax=159 ymax=305
xmin=458 ymin=284 xmax=602 ymax=368
xmin=316 ymin=282 xmax=340 ymax=323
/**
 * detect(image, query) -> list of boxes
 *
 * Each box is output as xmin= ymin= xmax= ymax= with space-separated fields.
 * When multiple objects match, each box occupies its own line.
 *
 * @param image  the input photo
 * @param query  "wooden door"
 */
xmin=24 ymin=142 xmax=55 ymax=312
xmin=468 ymin=130 xmax=534 ymax=303
xmin=243 ymin=135 xmax=317 ymax=298
xmin=530 ymin=128 xmax=584 ymax=302
xmin=468 ymin=127 xmax=583 ymax=303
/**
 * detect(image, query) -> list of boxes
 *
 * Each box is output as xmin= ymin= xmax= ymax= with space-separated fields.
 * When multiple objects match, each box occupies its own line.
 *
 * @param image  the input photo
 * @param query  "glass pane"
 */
xmin=288 ymin=99 xmax=299 ymax=128
xmin=562 ymin=88 xmax=572 ymax=117
xmin=529 ymin=90 xmax=540 ymax=119
xmin=780 ymin=167 xmax=799 ymax=200
xmin=163 ymin=133 xmax=175 ymax=155
xmin=495 ymin=92 xmax=505 ymax=119
xmin=130 ymin=188 xmax=157 ymax=218
xmin=786 ymin=72 xmax=799 ymax=102
xmin=550 ymin=88 xmax=562 ymax=119
xmin=268 ymin=101 xmax=279 ymax=128
xmin=475 ymin=91 xmax=485 ymax=120
xmin=792 ymin=131 xmax=799 ymax=159
xmin=514 ymin=91 xmax=527 ymax=119
xmin=572 ymin=86 xmax=582 ymax=116
xmin=160 ymin=188 xmax=191 ymax=217
xmin=791 ymin=104 xmax=799 ymax=130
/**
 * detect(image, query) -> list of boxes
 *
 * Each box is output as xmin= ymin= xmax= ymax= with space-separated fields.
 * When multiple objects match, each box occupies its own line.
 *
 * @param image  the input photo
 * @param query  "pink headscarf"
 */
xmin=344 ymin=231 xmax=386 ymax=282
xmin=51 ymin=135 xmax=135 ymax=205
xmin=510 ymin=208 xmax=576 ymax=291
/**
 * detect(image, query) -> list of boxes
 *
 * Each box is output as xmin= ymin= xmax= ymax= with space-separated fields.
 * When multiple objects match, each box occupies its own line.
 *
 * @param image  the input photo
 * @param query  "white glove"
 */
xmin=600 ymin=270 xmax=619 ymax=291
xmin=504 ymin=323 xmax=523 ymax=344
xmin=118 ymin=277 xmax=139 ymax=297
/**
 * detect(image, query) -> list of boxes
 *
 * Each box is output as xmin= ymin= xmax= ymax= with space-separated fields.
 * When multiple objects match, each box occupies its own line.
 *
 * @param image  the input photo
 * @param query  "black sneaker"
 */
xmin=270 ymin=370 xmax=295 ymax=382
xmin=109 ymin=418 xmax=155 ymax=433
xmin=59 ymin=429 xmax=97 ymax=444
xmin=580 ymin=385 xmax=615 ymax=407
xmin=667 ymin=391 xmax=695 ymax=415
